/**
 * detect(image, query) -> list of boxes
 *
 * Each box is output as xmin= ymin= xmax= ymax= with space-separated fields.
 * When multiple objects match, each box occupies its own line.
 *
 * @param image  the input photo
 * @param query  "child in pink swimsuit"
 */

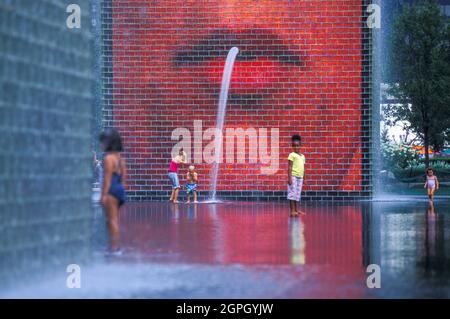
xmin=424 ymin=167 xmax=439 ymax=203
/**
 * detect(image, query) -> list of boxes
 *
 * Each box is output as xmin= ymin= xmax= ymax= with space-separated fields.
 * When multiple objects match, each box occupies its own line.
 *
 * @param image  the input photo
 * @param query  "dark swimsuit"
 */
xmin=108 ymin=164 xmax=126 ymax=207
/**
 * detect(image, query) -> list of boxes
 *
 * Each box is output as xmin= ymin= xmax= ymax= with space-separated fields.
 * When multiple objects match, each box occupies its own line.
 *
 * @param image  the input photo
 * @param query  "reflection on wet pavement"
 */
xmin=120 ymin=202 xmax=364 ymax=269
xmin=3 ymin=201 xmax=450 ymax=298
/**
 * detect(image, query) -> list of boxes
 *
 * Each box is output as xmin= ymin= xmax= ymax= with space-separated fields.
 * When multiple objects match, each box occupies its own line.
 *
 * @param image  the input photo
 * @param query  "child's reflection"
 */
xmin=187 ymin=203 xmax=198 ymax=220
xmin=424 ymin=202 xmax=437 ymax=272
xmin=170 ymin=202 xmax=180 ymax=222
xmin=289 ymin=217 xmax=306 ymax=265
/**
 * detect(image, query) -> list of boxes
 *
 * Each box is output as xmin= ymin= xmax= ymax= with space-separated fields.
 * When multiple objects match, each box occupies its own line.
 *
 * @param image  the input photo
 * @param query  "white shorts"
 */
xmin=287 ymin=176 xmax=303 ymax=202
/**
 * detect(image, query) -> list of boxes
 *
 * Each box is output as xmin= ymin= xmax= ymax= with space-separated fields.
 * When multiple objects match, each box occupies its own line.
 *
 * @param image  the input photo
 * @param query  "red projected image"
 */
xmin=112 ymin=0 xmax=363 ymax=196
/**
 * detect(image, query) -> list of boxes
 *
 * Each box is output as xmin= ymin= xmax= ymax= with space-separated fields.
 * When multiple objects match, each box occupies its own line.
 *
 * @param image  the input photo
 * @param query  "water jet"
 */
xmin=208 ymin=47 xmax=239 ymax=202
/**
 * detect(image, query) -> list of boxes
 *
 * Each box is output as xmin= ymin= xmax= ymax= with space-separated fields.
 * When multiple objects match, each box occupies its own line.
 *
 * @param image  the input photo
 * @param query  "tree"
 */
xmin=381 ymin=127 xmax=391 ymax=145
xmin=384 ymin=0 xmax=450 ymax=166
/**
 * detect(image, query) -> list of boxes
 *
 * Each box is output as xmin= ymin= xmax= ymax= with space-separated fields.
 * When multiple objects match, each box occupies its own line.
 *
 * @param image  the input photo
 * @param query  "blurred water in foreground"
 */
xmin=2 ymin=201 xmax=450 ymax=298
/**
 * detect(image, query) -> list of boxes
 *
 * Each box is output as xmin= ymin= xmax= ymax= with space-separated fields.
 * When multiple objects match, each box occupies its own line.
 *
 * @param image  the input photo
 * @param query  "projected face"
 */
xmin=112 ymin=0 xmax=363 ymax=192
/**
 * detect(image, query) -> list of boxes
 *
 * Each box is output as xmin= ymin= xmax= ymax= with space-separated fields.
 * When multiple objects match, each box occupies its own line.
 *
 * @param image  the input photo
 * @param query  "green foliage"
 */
xmin=420 ymin=157 xmax=450 ymax=164
xmin=385 ymin=0 xmax=450 ymax=163
xmin=393 ymin=161 xmax=450 ymax=180
xmin=382 ymin=142 xmax=420 ymax=170
xmin=382 ymin=138 xmax=450 ymax=181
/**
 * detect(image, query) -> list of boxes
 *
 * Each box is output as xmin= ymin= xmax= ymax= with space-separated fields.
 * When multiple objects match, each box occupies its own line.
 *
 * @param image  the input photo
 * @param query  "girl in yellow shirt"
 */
xmin=287 ymin=134 xmax=305 ymax=217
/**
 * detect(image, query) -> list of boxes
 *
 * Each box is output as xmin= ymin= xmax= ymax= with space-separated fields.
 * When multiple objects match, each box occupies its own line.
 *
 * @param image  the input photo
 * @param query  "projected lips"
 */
xmin=173 ymin=29 xmax=303 ymax=89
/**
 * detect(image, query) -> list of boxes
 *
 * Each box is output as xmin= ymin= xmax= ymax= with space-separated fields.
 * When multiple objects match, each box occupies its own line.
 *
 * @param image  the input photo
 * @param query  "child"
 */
xmin=287 ymin=134 xmax=306 ymax=217
xmin=186 ymin=165 xmax=198 ymax=203
xmin=100 ymin=128 xmax=127 ymax=254
xmin=168 ymin=148 xmax=187 ymax=203
xmin=424 ymin=167 xmax=439 ymax=203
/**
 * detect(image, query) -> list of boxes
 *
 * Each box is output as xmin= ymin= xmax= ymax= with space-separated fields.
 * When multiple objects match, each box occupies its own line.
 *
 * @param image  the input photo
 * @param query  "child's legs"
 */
xmin=289 ymin=200 xmax=296 ymax=213
xmin=169 ymin=173 xmax=180 ymax=201
xmin=429 ymin=188 xmax=435 ymax=200
xmin=296 ymin=178 xmax=303 ymax=212
xmin=287 ymin=178 xmax=298 ymax=203
xmin=186 ymin=192 xmax=191 ymax=202
xmin=288 ymin=177 xmax=300 ymax=214
xmin=104 ymin=194 xmax=120 ymax=250
xmin=193 ymin=191 xmax=197 ymax=202
xmin=173 ymin=188 xmax=180 ymax=202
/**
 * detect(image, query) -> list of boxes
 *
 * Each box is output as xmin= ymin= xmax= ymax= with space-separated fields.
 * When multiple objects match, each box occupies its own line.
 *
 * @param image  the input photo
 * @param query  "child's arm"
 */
xmin=435 ymin=176 xmax=439 ymax=189
xmin=180 ymin=152 xmax=187 ymax=164
xmin=120 ymin=158 xmax=127 ymax=189
xmin=101 ymin=155 xmax=113 ymax=202
xmin=302 ymin=155 xmax=306 ymax=182
xmin=424 ymin=178 xmax=428 ymax=188
xmin=288 ymin=160 xmax=293 ymax=185
xmin=193 ymin=172 xmax=198 ymax=182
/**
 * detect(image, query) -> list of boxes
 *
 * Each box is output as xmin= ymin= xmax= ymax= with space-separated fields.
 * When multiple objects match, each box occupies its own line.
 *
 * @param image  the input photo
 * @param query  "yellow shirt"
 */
xmin=288 ymin=152 xmax=305 ymax=178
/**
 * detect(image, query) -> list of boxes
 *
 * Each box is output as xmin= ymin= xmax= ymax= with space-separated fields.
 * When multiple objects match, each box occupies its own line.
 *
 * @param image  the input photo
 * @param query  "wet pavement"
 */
xmin=3 ymin=200 xmax=450 ymax=298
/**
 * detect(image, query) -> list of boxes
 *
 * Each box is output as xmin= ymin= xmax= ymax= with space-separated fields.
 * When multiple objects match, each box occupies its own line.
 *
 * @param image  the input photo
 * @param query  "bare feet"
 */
xmin=186 ymin=200 xmax=191 ymax=204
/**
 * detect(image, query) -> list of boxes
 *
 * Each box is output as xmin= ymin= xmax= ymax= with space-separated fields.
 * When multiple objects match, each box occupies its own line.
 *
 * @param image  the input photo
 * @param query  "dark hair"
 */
xmin=291 ymin=134 xmax=302 ymax=143
xmin=426 ymin=167 xmax=434 ymax=173
xmin=99 ymin=128 xmax=123 ymax=152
